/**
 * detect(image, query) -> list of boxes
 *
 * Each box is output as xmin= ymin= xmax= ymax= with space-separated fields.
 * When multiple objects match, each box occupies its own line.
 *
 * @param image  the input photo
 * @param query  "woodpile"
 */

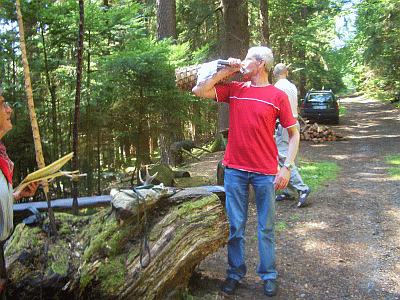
xmin=300 ymin=122 xmax=344 ymax=144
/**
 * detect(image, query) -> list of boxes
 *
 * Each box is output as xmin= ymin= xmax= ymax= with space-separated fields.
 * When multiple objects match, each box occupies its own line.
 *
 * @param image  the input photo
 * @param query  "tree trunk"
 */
xmin=72 ymin=0 xmax=85 ymax=215
xmin=220 ymin=0 xmax=249 ymax=59
xmin=39 ymin=22 xmax=58 ymax=163
xmin=15 ymin=0 xmax=57 ymax=235
xmin=138 ymin=91 xmax=152 ymax=166
xmin=85 ymin=30 xmax=94 ymax=196
xmin=260 ymin=0 xmax=269 ymax=46
xmin=299 ymin=4 xmax=307 ymax=99
xmin=219 ymin=0 xmax=249 ymax=138
xmin=156 ymin=0 xmax=177 ymax=41
xmin=156 ymin=0 xmax=181 ymax=164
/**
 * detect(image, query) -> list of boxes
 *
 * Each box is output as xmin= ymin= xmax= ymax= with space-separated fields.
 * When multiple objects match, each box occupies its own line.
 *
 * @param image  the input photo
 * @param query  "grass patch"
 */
xmin=386 ymin=155 xmax=400 ymax=178
xmin=276 ymin=221 xmax=287 ymax=231
xmin=339 ymin=105 xmax=347 ymax=118
xmin=297 ymin=161 xmax=341 ymax=191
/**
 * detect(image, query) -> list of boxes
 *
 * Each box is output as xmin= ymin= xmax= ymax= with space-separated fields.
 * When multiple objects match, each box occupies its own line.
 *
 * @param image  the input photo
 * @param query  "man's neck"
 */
xmin=275 ymin=75 xmax=287 ymax=81
xmin=250 ymin=72 xmax=270 ymax=87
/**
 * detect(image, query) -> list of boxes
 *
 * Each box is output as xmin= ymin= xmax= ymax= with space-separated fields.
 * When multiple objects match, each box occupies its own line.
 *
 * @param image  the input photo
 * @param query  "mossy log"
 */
xmin=172 ymin=176 xmax=211 ymax=188
xmin=76 ymin=187 xmax=229 ymax=300
xmin=118 ymin=190 xmax=228 ymax=299
xmin=5 ymin=187 xmax=229 ymax=300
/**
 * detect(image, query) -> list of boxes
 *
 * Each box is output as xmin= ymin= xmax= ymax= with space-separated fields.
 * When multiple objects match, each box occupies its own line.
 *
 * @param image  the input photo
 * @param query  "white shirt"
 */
xmin=274 ymin=79 xmax=298 ymax=118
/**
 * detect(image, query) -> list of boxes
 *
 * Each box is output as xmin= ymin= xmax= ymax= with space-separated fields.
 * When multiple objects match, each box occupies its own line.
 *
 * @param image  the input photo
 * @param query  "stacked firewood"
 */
xmin=300 ymin=122 xmax=344 ymax=143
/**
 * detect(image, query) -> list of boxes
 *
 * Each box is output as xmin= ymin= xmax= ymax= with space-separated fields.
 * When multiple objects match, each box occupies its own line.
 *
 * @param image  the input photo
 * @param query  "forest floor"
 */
xmin=184 ymin=95 xmax=400 ymax=299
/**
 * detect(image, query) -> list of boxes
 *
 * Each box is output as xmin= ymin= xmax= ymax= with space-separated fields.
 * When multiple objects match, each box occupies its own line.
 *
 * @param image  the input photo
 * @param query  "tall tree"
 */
xmin=156 ymin=0 xmax=177 ymax=40
xmin=15 ymin=0 xmax=57 ymax=234
xmin=260 ymin=0 xmax=269 ymax=45
xmin=299 ymin=4 xmax=307 ymax=98
xmin=39 ymin=22 xmax=58 ymax=163
xmin=220 ymin=0 xmax=249 ymax=59
xmin=72 ymin=0 xmax=84 ymax=215
xmin=218 ymin=0 xmax=249 ymax=136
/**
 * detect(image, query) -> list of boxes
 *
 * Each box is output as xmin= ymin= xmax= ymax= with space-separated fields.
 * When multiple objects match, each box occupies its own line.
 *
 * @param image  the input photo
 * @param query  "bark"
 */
xmin=220 ymin=0 xmax=249 ymax=59
xmin=299 ymin=4 xmax=307 ymax=99
xmin=172 ymin=176 xmax=211 ymax=188
xmin=72 ymin=0 xmax=85 ymax=215
xmin=85 ymin=30 xmax=94 ymax=196
xmin=15 ymin=0 xmax=57 ymax=235
xmin=219 ymin=0 xmax=249 ymax=138
xmin=260 ymin=0 xmax=269 ymax=45
xmin=115 ymin=189 xmax=228 ymax=300
xmin=39 ymin=22 xmax=58 ymax=163
xmin=137 ymin=91 xmax=152 ymax=166
xmin=156 ymin=0 xmax=177 ymax=41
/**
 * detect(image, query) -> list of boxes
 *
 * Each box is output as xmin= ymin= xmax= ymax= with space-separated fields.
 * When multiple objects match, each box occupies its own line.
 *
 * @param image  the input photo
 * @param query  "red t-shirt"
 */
xmin=215 ymin=81 xmax=296 ymax=175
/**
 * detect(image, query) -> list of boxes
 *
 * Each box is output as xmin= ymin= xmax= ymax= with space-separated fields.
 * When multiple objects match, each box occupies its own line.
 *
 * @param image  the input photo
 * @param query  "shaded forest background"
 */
xmin=0 ymin=0 xmax=399 ymax=199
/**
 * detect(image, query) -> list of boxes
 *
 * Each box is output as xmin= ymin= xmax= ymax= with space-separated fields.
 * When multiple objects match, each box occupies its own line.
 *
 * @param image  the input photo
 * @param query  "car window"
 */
xmin=307 ymin=93 xmax=334 ymax=103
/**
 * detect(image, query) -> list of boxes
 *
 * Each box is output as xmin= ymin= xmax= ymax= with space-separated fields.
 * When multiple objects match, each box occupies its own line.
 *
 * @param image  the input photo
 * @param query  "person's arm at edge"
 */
xmin=13 ymin=181 xmax=40 ymax=202
xmin=192 ymin=59 xmax=241 ymax=99
xmin=274 ymin=125 xmax=300 ymax=190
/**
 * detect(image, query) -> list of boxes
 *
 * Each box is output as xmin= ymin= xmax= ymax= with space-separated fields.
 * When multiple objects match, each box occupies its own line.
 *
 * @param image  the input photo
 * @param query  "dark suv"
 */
xmin=300 ymin=90 xmax=339 ymax=124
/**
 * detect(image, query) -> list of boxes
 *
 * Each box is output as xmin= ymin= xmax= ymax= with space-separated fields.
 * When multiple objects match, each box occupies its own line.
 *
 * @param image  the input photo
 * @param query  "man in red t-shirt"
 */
xmin=192 ymin=47 xmax=299 ymax=297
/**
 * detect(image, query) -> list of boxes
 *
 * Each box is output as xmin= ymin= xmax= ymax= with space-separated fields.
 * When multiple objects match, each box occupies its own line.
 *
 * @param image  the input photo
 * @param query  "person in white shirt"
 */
xmin=274 ymin=63 xmax=311 ymax=207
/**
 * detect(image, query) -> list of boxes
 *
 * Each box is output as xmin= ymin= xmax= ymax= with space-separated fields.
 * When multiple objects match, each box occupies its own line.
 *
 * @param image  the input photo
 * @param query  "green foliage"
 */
xmin=176 ymin=0 xmax=220 ymax=56
xmin=352 ymin=0 xmax=400 ymax=95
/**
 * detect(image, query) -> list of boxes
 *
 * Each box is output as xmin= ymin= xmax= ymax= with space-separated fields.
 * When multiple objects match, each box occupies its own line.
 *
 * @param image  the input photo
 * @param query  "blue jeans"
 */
xmin=224 ymin=167 xmax=277 ymax=281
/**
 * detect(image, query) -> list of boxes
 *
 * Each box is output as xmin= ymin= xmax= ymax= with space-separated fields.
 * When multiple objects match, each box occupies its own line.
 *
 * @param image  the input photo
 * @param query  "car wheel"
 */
xmin=333 ymin=117 xmax=339 ymax=125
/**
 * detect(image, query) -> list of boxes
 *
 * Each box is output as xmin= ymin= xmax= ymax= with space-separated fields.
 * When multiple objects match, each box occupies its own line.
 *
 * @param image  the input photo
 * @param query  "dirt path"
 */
xmin=187 ymin=95 xmax=400 ymax=299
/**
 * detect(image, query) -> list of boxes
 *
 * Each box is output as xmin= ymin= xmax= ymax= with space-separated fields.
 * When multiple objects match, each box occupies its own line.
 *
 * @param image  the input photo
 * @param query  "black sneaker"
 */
xmin=298 ymin=187 xmax=312 ymax=207
xmin=221 ymin=277 xmax=239 ymax=295
xmin=263 ymin=279 xmax=278 ymax=297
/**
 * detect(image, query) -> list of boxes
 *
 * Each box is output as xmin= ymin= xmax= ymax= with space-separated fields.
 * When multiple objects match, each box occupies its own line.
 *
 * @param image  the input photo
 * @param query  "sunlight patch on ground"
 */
xmin=309 ymin=144 xmax=329 ymax=149
xmin=345 ymin=134 xmax=400 ymax=140
xmin=331 ymin=155 xmax=350 ymax=160
xmin=348 ymin=188 xmax=367 ymax=195
xmin=356 ymin=171 xmax=387 ymax=178
xmin=295 ymin=221 xmax=328 ymax=238
xmin=359 ymin=176 xmax=397 ymax=183
xmin=339 ymin=96 xmax=375 ymax=103
xmin=382 ymin=177 xmax=400 ymax=182
xmin=385 ymin=209 xmax=400 ymax=223
xmin=303 ymin=239 xmax=331 ymax=252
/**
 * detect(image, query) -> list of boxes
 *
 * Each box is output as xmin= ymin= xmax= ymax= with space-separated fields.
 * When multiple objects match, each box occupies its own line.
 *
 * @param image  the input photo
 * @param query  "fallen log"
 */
xmin=172 ymin=176 xmax=211 ymax=188
xmin=118 ymin=189 xmax=228 ymax=300
xmin=170 ymin=140 xmax=212 ymax=166
xmin=6 ymin=187 xmax=229 ymax=300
